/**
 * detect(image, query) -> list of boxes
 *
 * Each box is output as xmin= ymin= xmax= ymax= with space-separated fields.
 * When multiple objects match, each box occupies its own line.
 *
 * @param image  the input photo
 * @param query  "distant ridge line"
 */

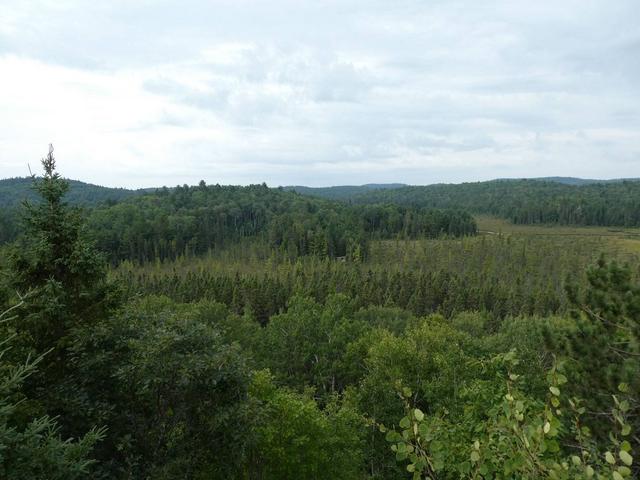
xmin=1 ymin=176 xmax=640 ymax=209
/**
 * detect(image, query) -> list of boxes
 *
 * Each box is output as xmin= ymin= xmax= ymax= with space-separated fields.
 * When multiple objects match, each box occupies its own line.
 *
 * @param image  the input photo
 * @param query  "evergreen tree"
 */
xmin=559 ymin=257 xmax=640 ymax=437
xmin=9 ymin=145 xmax=117 ymax=356
xmin=0 ymin=301 xmax=105 ymax=480
xmin=6 ymin=146 xmax=119 ymax=442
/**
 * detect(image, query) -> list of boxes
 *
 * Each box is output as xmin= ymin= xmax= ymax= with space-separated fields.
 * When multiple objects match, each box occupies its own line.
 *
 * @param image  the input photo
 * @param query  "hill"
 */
xmin=284 ymin=183 xmax=407 ymax=200
xmin=504 ymin=176 xmax=640 ymax=186
xmin=344 ymin=179 xmax=640 ymax=227
xmin=86 ymin=183 xmax=475 ymax=263
xmin=0 ymin=177 xmax=148 ymax=208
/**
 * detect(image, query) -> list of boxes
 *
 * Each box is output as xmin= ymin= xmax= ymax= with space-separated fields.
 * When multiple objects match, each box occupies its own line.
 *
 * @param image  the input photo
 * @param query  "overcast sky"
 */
xmin=1 ymin=1 xmax=639 ymax=187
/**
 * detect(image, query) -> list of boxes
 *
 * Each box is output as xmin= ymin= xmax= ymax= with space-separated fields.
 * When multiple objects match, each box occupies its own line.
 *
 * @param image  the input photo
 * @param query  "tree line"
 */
xmin=337 ymin=179 xmax=640 ymax=227
xmin=2 ymin=180 xmax=474 ymax=263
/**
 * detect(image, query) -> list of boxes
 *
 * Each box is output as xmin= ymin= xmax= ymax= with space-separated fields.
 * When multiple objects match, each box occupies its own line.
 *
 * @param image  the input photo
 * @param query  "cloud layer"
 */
xmin=1 ymin=0 xmax=639 ymax=187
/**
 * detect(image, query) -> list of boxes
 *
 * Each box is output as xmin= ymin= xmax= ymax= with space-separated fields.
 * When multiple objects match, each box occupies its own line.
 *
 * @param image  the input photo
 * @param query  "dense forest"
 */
xmin=287 ymin=177 xmax=640 ymax=200
xmin=87 ymin=183 xmax=477 ymax=263
xmin=0 ymin=150 xmax=638 ymax=479
xmin=0 ymin=178 xmax=146 ymax=245
xmin=294 ymin=180 xmax=640 ymax=227
xmin=284 ymin=183 xmax=407 ymax=200
xmin=0 ymin=176 xmax=147 ymax=208
xmin=0 ymin=178 xmax=477 ymax=261
xmin=4 ymin=176 xmax=640 ymax=250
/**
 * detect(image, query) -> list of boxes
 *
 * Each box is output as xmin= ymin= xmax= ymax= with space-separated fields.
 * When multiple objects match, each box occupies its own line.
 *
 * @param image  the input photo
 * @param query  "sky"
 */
xmin=1 ymin=0 xmax=639 ymax=188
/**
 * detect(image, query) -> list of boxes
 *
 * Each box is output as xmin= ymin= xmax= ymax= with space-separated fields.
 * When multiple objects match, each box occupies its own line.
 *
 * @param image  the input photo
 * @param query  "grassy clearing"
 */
xmin=475 ymin=216 xmax=640 ymax=261
xmin=476 ymin=215 xmax=640 ymax=236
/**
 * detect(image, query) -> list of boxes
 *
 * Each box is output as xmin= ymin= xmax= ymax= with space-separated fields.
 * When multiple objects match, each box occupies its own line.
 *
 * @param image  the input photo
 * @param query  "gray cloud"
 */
xmin=0 ymin=0 xmax=639 ymax=187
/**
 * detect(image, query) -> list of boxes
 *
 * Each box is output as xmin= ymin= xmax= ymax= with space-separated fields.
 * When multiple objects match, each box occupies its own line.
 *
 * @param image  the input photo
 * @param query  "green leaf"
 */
xmin=386 ymin=431 xmax=401 ymax=443
xmin=605 ymin=451 xmax=615 ymax=465
xmin=399 ymin=416 xmax=411 ymax=429
xmin=613 ymin=471 xmax=623 ymax=480
xmin=621 ymin=424 xmax=631 ymax=436
xmin=618 ymin=383 xmax=629 ymax=393
xmin=619 ymin=450 xmax=632 ymax=466
xmin=414 ymin=408 xmax=424 ymax=421
xmin=617 ymin=466 xmax=631 ymax=477
xmin=458 ymin=461 xmax=471 ymax=474
xmin=545 ymin=439 xmax=560 ymax=453
xmin=470 ymin=451 xmax=480 ymax=462
xmin=407 ymin=464 xmax=415 ymax=472
xmin=549 ymin=386 xmax=560 ymax=396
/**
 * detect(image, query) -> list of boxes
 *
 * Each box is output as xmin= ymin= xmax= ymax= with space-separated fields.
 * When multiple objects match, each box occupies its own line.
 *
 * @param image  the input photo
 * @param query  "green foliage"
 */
xmin=247 ymin=370 xmax=365 ymax=479
xmin=69 ymin=296 xmax=252 ymax=478
xmin=86 ymin=183 xmax=476 ymax=263
xmin=8 ymin=146 xmax=118 ymax=355
xmin=286 ymin=183 xmax=407 ymax=200
xmin=360 ymin=317 xmax=479 ymax=419
xmin=345 ymin=179 xmax=640 ymax=227
xmin=357 ymin=317 xmax=482 ymax=478
xmin=0 ymin=303 xmax=104 ymax=480
xmin=556 ymin=257 xmax=640 ymax=441
xmin=0 ymin=176 xmax=144 ymax=209
xmin=2 ymin=148 xmax=639 ymax=478
xmin=2 ymin=147 xmax=119 ymax=473
xmin=257 ymin=295 xmax=372 ymax=396
xmin=383 ymin=354 xmax=636 ymax=479
xmin=0 ymin=176 xmax=146 ymax=244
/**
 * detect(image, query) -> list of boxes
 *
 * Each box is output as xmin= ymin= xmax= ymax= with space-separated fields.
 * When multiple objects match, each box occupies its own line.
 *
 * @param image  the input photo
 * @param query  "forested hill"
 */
xmin=342 ymin=179 xmax=640 ymax=227
xmin=284 ymin=177 xmax=638 ymax=201
xmin=535 ymin=176 xmax=640 ymax=185
xmin=0 ymin=179 xmax=474 ymax=252
xmin=87 ymin=183 xmax=476 ymax=263
xmin=284 ymin=183 xmax=407 ymax=200
xmin=0 ymin=177 xmax=147 ymax=207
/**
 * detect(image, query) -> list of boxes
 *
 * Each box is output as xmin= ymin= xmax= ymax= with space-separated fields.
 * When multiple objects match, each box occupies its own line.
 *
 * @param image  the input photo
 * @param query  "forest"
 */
xmin=296 ymin=180 xmax=640 ymax=227
xmin=1 ymin=151 xmax=639 ymax=479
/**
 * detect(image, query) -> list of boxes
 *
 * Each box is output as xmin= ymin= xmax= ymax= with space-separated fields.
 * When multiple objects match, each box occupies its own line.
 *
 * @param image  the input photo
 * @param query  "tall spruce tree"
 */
xmin=8 ymin=145 xmax=118 ymax=409
xmin=0 ymin=146 xmax=115 ymax=479
xmin=9 ymin=145 xmax=116 ymax=351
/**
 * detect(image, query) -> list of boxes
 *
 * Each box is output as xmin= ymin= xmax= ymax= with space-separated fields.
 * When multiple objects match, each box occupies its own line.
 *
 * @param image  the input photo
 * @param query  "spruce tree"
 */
xmin=0 ymin=302 xmax=105 ymax=480
xmin=8 ymin=145 xmax=118 ymax=384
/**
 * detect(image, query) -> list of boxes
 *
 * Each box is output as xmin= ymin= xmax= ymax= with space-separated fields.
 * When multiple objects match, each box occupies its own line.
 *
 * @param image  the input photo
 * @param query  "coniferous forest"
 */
xmin=1 ymin=148 xmax=639 ymax=480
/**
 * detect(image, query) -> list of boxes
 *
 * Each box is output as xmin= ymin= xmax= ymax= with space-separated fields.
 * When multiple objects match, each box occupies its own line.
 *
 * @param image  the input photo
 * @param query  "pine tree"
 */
xmin=558 ymin=256 xmax=640 ymax=441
